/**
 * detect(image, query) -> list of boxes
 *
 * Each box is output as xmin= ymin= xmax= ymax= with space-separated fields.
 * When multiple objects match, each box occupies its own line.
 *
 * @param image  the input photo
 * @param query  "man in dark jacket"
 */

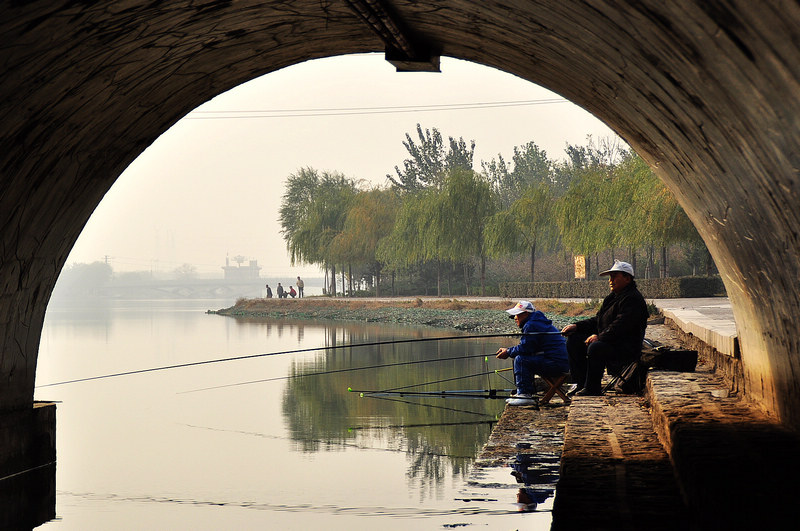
xmin=561 ymin=260 xmax=648 ymax=396
xmin=497 ymin=300 xmax=570 ymax=406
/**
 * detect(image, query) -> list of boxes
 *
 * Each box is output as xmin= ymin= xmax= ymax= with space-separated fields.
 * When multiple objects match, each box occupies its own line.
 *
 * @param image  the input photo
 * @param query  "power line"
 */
xmin=186 ymin=98 xmax=568 ymax=120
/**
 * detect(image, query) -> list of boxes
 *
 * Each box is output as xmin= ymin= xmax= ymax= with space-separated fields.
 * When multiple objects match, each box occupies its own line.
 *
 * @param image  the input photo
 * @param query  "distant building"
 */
xmin=222 ymin=256 xmax=261 ymax=281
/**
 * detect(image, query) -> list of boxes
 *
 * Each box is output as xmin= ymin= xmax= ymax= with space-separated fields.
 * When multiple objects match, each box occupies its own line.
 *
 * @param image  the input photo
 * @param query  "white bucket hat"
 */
xmin=599 ymin=260 xmax=635 ymax=277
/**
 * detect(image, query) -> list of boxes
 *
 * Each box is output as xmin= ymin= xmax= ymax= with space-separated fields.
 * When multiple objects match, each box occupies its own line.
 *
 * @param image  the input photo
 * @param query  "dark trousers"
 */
xmin=567 ymin=332 xmax=635 ymax=392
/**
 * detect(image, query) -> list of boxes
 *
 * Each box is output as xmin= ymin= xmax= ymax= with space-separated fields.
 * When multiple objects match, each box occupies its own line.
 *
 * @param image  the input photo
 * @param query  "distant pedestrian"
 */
xmin=277 ymin=283 xmax=285 ymax=299
xmin=296 ymin=276 xmax=304 ymax=298
xmin=289 ymin=286 xmax=297 ymax=298
xmin=265 ymin=284 xmax=273 ymax=298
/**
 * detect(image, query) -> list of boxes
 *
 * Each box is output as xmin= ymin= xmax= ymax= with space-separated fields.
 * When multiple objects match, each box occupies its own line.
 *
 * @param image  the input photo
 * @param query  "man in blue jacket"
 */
xmin=496 ymin=300 xmax=570 ymax=406
xmin=561 ymin=260 xmax=648 ymax=396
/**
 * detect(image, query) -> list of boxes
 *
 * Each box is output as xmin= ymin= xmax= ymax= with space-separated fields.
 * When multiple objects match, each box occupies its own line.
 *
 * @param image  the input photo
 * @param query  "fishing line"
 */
xmin=348 ymin=420 xmax=496 ymax=431
xmin=378 ymin=369 xmax=504 ymax=393
xmin=361 ymin=394 xmax=496 ymax=417
xmin=36 ymin=332 xmax=535 ymax=388
xmin=493 ymin=368 xmax=516 ymax=386
xmin=348 ymin=389 xmax=513 ymax=399
xmin=180 ymin=352 xmax=491 ymax=394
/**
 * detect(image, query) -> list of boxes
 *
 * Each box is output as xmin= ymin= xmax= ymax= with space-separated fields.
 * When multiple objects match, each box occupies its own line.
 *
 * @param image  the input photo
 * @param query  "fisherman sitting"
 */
xmin=496 ymin=300 xmax=570 ymax=406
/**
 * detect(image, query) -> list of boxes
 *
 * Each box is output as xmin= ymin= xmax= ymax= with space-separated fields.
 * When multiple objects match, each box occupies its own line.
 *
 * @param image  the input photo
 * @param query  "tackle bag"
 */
xmin=641 ymin=346 xmax=698 ymax=372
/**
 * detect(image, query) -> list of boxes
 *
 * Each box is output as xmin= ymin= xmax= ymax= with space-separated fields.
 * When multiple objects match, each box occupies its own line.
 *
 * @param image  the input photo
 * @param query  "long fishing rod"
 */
xmin=350 ymin=367 xmax=516 ymax=401
xmin=37 ymin=331 xmax=552 ymax=388
xmin=379 ymin=368 xmax=506 ymax=393
xmin=349 ymin=389 xmax=514 ymax=400
xmin=180 ymin=352 xmax=490 ymax=394
xmin=348 ymin=420 xmax=496 ymax=431
xmin=361 ymin=394 xmax=495 ymax=417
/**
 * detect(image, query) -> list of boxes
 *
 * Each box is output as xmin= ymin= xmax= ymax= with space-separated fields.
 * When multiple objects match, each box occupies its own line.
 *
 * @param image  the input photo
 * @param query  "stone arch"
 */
xmin=2 ymin=2 xmax=799 ymax=428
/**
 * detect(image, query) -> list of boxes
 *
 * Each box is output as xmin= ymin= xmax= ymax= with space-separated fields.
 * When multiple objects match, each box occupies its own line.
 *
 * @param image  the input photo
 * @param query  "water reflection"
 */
xmin=37 ymin=301 xmax=552 ymax=528
xmin=510 ymin=452 xmax=558 ymax=512
xmin=272 ymin=319 xmax=508 ymax=491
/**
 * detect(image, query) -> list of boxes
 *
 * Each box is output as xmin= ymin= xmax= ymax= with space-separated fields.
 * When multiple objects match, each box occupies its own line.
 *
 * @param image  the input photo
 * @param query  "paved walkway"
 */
xmin=652 ymin=297 xmax=737 ymax=356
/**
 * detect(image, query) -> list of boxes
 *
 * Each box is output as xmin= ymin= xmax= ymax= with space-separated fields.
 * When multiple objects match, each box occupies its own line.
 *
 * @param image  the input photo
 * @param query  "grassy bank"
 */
xmin=210 ymin=297 xmax=600 ymax=333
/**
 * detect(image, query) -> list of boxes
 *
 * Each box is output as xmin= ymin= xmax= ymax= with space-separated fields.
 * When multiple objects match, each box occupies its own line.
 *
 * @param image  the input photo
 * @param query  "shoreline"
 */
xmin=209 ymin=296 xmax=596 ymax=334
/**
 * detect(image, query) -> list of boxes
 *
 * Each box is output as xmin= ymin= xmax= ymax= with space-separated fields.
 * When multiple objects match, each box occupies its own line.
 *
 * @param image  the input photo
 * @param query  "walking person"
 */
xmin=296 ymin=276 xmax=304 ymax=298
xmin=265 ymin=284 xmax=273 ymax=298
xmin=496 ymin=300 xmax=570 ymax=406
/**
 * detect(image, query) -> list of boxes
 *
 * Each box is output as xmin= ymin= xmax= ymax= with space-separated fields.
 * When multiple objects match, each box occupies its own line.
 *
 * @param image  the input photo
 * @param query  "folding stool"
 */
xmin=539 ymin=373 xmax=571 ymax=405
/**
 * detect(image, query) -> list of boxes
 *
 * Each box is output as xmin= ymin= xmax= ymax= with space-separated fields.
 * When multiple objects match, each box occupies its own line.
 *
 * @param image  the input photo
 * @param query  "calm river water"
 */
xmin=33 ymin=298 xmax=554 ymax=529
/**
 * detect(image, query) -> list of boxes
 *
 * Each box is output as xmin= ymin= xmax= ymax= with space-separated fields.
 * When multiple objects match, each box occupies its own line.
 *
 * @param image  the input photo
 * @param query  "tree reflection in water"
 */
xmin=281 ymin=319 xmax=509 ymax=494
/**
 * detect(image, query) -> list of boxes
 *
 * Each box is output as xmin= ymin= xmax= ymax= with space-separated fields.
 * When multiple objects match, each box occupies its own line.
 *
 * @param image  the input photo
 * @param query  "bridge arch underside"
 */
xmin=1 ymin=2 xmax=799 ymax=425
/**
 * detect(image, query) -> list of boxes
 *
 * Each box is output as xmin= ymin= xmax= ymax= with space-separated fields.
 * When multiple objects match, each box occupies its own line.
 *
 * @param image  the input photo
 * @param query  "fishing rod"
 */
xmin=350 ymin=367 xmax=517 ymax=401
xmin=360 ymin=394 xmax=496 ymax=417
xmin=347 ymin=420 xmax=496 ymax=431
xmin=348 ymin=388 xmax=514 ymax=400
xmin=180 ymin=352 xmax=490 ymax=394
xmin=378 ymin=368 xmax=509 ymax=393
xmin=37 ymin=331 xmax=552 ymax=388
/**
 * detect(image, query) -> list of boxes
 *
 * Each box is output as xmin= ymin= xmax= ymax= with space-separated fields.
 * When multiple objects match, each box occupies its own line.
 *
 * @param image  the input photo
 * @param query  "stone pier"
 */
xmin=0 ymin=402 xmax=56 ymax=529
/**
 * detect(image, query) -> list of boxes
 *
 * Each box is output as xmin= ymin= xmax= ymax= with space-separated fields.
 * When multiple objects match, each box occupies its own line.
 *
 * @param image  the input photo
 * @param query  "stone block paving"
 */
xmin=648 ymin=367 xmax=800 ymax=530
xmin=554 ymin=395 xmax=690 ymax=530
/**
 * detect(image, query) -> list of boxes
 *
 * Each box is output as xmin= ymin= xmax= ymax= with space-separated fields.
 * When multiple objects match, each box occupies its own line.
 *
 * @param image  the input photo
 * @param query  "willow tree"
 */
xmin=485 ymin=182 xmax=558 ymax=282
xmin=279 ymin=167 xmax=322 ymax=265
xmin=615 ymin=153 xmax=702 ymax=277
xmin=328 ymin=188 xmax=398 ymax=296
xmin=388 ymin=124 xmax=475 ymax=192
xmin=377 ymin=188 xmax=442 ymax=294
xmin=279 ymin=168 xmax=357 ymax=295
xmin=437 ymin=168 xmax=496 ymax=295
xmin=556 ymin=165 xmax=620 ymax=276
xmin=483 ymin=141 xmax=554 ymax=208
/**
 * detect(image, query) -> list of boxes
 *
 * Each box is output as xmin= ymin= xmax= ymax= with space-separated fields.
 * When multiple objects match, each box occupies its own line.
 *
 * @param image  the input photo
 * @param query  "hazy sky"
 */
xmin=67 ymin=53 xmax=617 ymax=277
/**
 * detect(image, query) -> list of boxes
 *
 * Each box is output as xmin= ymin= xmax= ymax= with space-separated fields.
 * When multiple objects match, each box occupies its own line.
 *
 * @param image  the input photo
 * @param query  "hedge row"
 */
xmin=499 ymin=276 xmax=726 ymax=299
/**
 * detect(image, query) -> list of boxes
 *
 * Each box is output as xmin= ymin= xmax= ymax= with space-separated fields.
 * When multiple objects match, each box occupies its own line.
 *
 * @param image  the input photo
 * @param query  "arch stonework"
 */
xmin=1 ymin=2 xmax=799 ymax=427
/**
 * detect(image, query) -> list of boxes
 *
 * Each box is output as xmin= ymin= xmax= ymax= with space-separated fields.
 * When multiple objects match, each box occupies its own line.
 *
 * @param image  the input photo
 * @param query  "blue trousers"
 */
xmin=513 ymin=354 xmax=570 ymax=395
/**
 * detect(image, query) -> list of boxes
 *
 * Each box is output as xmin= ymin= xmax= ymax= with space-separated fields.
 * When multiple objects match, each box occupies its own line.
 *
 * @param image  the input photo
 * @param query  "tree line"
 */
xmin=279 ymin=124 xmax=711 ymax=297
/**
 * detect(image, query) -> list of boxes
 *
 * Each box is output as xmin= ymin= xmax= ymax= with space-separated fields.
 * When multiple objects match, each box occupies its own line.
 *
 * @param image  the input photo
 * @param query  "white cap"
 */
xmin=599 ymin=260 xmax=635 ymax=277
xmin=506 ymin=300 xmax=535 ymax=315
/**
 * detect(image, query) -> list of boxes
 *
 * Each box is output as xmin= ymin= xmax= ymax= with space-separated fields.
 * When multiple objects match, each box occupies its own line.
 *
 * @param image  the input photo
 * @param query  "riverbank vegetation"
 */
xmin=214 ymin=297 xmax=601 ymax=333
xmin=279 ymin=125 xmax=715 ymax=297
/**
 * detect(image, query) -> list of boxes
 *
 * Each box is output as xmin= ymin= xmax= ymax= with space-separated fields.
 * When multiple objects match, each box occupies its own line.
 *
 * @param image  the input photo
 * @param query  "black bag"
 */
xmin=643 ymin=346 xmax=698 ymax=372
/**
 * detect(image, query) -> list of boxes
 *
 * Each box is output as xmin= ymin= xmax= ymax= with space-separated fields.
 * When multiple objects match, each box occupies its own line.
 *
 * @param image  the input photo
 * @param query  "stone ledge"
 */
xmin=554 ymin=395 xmax=689 ymax=530
xmin=646 ymin=368 xmax=800 ymax=529
xmin=660 ymin=308 xmax=737 ymax=357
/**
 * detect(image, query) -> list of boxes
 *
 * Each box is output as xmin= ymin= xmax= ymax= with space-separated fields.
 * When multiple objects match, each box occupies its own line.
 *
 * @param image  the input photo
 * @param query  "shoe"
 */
xmin=575 ymin=388 xmax=603 ymax=397
xmin=506 ymin=394 xmax=539 ymax=407
xmin=566 ymin=384 xmax=582 ymax=397
xmin=508 ymin=392 xmax=534 ymax=400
